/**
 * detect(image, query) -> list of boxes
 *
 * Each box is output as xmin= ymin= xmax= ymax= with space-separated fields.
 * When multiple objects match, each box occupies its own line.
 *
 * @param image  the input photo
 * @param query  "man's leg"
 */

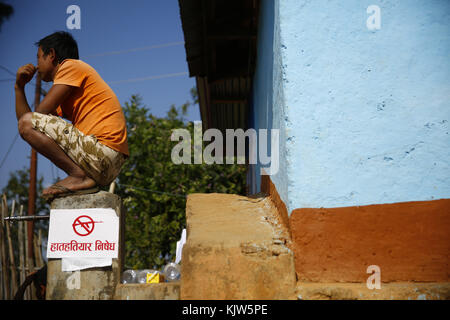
xmin=18 ymin=112 xmax=96 ymax=196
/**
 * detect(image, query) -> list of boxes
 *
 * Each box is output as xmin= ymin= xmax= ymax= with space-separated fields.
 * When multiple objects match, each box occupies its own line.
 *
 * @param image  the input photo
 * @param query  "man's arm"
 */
xmin=15 ymin=63 xmax=74 ymax=118
xmin=15 ymin=64 xmax=36 ymax=120
xmin=35 ymin=84 xmax=74 ymax=115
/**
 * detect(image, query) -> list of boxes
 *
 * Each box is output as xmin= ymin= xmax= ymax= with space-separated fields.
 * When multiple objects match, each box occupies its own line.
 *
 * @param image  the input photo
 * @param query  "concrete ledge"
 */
xmin=296 ymin=282 xmax=450 ymax=300
xmin=180 ymin=193 xmax=296 ymax=300
xmin=114 ymin=282 xmax=180 ymax=300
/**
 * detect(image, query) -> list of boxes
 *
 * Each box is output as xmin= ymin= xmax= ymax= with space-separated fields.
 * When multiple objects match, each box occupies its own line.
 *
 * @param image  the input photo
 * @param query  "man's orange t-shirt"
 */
xmin=53 ymin=59 xmax=129 ymax=156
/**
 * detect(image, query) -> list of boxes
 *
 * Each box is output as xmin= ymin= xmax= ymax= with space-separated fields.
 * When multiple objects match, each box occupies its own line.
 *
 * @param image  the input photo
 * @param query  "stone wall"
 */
xmin=180 ymin=193 xmax=296 ymax=300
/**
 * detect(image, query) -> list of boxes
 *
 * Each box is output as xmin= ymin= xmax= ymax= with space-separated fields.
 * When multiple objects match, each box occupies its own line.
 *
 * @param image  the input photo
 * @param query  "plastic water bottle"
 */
xmin=121 ymin=270 xmax=137 ymax=284
xmin=163 ymin=262 xmax=181 ymax=282
xmin=136 ymin=269 xmax=153 ymax=284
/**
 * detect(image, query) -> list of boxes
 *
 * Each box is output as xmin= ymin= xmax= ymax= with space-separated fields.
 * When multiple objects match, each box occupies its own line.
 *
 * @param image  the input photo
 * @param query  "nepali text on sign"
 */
xmin=47 ymin=208 xmax=119 ymax=259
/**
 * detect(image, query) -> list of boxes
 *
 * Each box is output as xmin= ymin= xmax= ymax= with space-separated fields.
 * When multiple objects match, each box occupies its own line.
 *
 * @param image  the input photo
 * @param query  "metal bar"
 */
xmin=3 ymin=215 xmax=49 ymax=222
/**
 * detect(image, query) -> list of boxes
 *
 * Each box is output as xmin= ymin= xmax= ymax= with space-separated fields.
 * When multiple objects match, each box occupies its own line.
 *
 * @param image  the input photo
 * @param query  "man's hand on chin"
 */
xmin=15 ymin=64 xmax=37 ymax=120
xmin=15 ymin=63 xmax=37 ymax=89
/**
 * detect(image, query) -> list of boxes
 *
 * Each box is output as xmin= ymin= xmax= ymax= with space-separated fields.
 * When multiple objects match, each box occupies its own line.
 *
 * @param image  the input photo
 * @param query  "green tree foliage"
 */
xmin=117 ymin=93 xmax=247 ymax=269
xmin=0 ymin=2 xmax=13 ymax=31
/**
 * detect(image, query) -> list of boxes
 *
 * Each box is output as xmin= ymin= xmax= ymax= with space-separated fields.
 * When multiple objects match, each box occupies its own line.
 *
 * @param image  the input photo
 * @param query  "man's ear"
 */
xmin=49 ymin=48 xmax=57 ymax=65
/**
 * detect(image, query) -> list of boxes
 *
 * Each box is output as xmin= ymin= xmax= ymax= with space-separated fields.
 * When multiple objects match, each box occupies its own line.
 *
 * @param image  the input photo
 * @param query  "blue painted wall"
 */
xmin=252 ymin=0 xmax=290 ymax=209
xmin=252 ymin=0 xmax=450 ymax=213
xmin=251 ymin=0 xmax=273 ymax=194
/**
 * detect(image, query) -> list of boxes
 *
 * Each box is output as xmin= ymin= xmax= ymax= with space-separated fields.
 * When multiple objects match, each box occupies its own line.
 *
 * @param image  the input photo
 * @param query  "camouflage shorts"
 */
xmin=31 ymin=112 xmax=126 ymax=186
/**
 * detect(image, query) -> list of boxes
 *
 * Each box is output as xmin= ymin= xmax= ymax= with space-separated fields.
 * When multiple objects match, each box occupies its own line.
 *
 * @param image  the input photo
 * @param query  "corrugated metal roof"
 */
xmin=178 ymin=0 xmax=259 ymax=132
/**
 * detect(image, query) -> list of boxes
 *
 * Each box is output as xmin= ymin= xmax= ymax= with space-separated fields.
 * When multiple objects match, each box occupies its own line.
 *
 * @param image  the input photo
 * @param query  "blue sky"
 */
xmin=0 ymin=0 xmax=199 ymax=190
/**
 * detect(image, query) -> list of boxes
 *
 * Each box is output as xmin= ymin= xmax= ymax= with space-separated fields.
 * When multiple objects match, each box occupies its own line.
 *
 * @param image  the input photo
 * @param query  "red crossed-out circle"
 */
xmin=72 ymin=215 xmax=97 ymax=236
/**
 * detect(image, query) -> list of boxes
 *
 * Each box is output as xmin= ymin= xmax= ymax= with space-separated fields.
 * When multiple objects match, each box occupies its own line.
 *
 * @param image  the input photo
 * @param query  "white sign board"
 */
xmin=47 ymin=208 xmax=119 ymax=259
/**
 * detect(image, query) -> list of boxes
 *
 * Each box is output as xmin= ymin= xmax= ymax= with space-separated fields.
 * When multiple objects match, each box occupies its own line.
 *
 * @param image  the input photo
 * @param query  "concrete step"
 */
xmin=296 ymin=282 xmax=450 ymax=300
xmin=114 ymin=282 xmax=180 ymax=300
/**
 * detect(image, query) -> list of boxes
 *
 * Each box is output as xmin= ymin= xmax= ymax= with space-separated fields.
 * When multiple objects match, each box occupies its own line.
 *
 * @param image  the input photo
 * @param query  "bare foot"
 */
xmin=43 ymin=175 xmax=97 ymax=196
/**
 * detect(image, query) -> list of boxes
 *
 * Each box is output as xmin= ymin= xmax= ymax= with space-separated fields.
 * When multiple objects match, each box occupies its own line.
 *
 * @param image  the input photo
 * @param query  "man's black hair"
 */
xmin=35 ymin=31 xmax=79 ymax=63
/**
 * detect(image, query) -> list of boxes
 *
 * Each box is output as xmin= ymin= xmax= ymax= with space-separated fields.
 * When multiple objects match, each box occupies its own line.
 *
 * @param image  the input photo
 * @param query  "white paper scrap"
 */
xmin=61 ymin=257 xmax=112 ymax=272
xmin=175 ymin=228 xmax=186 ymax=264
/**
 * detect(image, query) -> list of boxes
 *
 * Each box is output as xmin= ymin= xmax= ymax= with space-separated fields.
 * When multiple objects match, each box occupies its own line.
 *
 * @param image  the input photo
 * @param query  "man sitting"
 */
xmin=15 ymin=31 xmax=129 ymax=200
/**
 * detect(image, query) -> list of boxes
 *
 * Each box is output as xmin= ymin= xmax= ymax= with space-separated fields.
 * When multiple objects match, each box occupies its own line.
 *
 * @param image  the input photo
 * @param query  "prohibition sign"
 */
xmin=72 ymin=215 xmax=100 ymax=236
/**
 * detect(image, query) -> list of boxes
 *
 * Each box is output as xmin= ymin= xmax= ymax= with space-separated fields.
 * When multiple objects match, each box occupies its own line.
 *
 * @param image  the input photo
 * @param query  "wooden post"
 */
xmin=4 ymin=196 xmax=18 ymax=298
xmin=38 ymin=229 xmax=44 ymax=267
xmin=27 ymin=73 xmax=41 ymax=274
xmin=18 ymin=205 xmax=25 ymax=298
xmin=0 ymin=200 xmax=4 ymax=300
xmin=0 ymin=194 xmax=10 ymax=299
xmin=109 ymin=181 xmax=116 ymax=194
xmin=33 ymin=229 xmax=43 ymax=269
xmin=24 ymin=211 xmax=31 ymax=300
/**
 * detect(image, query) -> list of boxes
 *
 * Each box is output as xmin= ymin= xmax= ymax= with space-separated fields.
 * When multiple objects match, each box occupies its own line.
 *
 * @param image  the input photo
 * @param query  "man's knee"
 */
xmin=18 ymin=112 xmax=34 ymax=139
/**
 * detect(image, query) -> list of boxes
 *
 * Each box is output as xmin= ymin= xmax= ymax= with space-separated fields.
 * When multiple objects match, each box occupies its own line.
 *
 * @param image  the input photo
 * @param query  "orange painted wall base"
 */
xmin=290 ymin=199 xmax=450 ymax=282
xmin=260 ymin=176 xmax=450 ymax=283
